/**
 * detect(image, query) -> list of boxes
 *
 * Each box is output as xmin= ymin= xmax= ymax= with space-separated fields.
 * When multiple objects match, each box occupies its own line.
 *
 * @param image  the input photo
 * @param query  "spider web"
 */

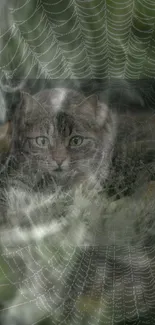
xmin=0 ymin=0 xmax=155 ymax=79
xmin=0 ymin=177 xmax=155 ymax=325
xmin=0 ymin=1 xmax=155 ymax=325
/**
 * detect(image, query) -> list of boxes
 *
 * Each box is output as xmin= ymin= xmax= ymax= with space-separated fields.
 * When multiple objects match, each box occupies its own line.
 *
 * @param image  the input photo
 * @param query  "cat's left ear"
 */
xmin=88 ymin=94 xmax=108 ymax=127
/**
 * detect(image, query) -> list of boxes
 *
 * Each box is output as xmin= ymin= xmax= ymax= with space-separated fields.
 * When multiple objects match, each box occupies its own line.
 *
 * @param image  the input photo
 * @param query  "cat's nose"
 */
xmin=56 ymin=161 xmax=64 ymax=167
xmin=54 ymin=158 xmax=66 ymax=169
xmin=52 ymin=148 xmax=67 ymax=168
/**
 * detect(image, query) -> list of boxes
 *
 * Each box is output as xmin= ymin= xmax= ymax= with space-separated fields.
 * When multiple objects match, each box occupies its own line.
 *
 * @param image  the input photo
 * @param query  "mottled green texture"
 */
xmin=0 ymin=0 xmax=155 ymax=79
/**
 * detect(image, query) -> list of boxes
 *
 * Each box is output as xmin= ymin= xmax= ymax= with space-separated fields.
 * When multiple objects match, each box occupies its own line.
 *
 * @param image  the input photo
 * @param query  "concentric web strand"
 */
xmin=0 ymin=179 xmax=155 ymax=324
xmin=0 ymin=0 xmax=155 ymax=79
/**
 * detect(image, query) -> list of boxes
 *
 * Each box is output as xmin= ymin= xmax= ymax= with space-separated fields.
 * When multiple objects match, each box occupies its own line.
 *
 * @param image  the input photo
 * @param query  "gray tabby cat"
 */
xmin=0 ymin=88 xmax=117 ymax=325
xmin=8 ymin=88 xmax=116 ymax=192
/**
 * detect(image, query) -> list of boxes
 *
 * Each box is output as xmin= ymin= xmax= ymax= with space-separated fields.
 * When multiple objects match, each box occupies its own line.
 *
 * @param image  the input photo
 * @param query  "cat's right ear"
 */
xmin=15 ymin=92 xmax=35 ymax=128
xmin=0 ymin=121 xmax=12 ymax=153
xmin=11 ymin=92 xmax=34 ymax=133
xmin=20 ymin=92 xmax=34 ymax=114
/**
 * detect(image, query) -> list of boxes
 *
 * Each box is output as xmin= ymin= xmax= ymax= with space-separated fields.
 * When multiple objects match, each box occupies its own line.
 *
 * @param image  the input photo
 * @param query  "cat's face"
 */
xmin=12 ymin=88 xmax=115 ymax=189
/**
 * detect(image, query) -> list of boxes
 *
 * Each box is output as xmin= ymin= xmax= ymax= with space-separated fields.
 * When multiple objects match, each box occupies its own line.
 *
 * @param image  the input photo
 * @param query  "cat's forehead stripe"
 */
xmin=51 ymin=89 xmax=67 ymax=113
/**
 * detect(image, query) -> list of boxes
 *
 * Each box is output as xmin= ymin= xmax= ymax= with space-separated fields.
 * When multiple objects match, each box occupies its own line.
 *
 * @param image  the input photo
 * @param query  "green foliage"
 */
xmin=0 ymin=0 xmax=155 ymax=79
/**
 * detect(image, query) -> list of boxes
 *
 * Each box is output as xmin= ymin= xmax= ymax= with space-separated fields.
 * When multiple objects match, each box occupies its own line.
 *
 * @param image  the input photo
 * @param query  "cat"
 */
xmin=7 ymin=87 xmax=117 ymax=192
xmin=1 ymin=88 xmax=155 ymax=325
xmin=0 ymin=88 xmax=117 ymax=325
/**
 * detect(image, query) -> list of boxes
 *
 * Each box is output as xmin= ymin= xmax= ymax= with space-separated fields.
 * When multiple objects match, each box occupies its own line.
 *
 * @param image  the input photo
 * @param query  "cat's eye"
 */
xmin=35 ymin=136 xmax=49 ymax=147
xmin=69 ymin=136 xmax=84 ymax=147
